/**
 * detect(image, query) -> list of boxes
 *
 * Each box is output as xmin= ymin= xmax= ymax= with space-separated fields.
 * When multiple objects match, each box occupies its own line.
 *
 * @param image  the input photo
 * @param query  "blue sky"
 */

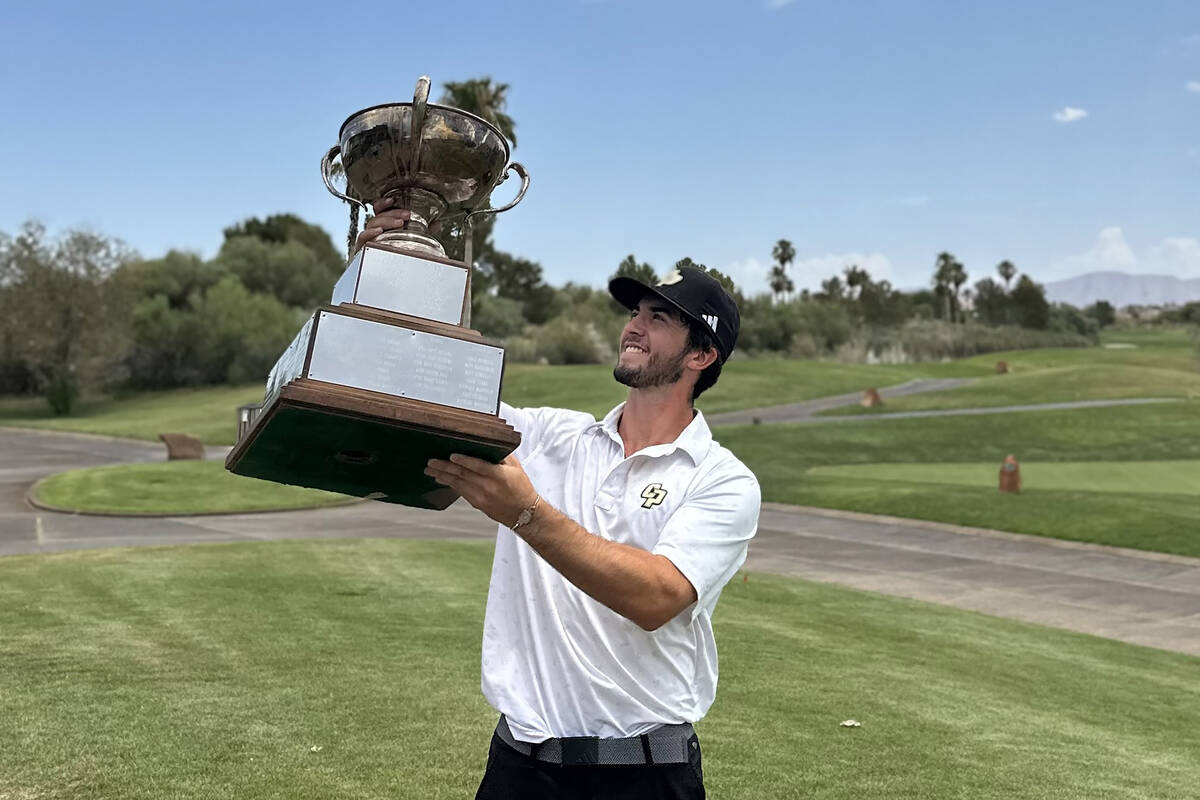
xmin=2 ymin=0 xmax=1198 ymax=294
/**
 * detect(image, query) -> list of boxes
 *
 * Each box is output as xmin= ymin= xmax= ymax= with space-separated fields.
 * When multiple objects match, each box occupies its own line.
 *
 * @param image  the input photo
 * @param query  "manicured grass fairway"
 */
xmin=810 ymin=460 xmax=1200 ymax=496
xmin=827 ymin=363 xmax=1200 ymax=416
xmin=31 ymin=461 xmax=350 ymax=515
xmin=831 ymin=327 xmax=1199 ymax=416
xmin=0 ymin=383 xmax=264 ymax=445
xmin=718 ymin=401 xmax=1200 ymax=557
xmin=0 ymin=540 xmax=1196 ymax=800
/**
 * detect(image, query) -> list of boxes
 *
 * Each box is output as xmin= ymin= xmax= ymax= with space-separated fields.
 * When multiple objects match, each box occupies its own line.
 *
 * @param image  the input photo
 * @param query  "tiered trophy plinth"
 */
xmin=225 ymin=245 xmax=521 ymax=510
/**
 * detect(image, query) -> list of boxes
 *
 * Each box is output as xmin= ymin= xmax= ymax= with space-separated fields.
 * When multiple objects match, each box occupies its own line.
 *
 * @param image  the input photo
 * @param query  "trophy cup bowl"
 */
xmin=320 ymin=76 xmax=528 ymax=258
xmin=226 ymin=76 xmax=527 ymax=510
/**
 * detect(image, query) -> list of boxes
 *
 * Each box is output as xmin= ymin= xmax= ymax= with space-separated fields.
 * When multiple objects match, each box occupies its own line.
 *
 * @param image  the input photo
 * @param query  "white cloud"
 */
xmin=1053 ymin=107 xmax=1089 ymax=123
xmin=721 ymin=257 xmax=771 ymax=295
xmin=1188 ymin=146 xmax=1200 ymax=159
xmin=896 ymin=194 xmax=930 ymax=207
xmin=1049 ymin=227 xmax=1200 ymax=279
xmin=721 ymin=251 xmax=895 ymax=295
xmin=1188 ymin=81 xmax=1200 ymax=93
xmin=1151 ymin=237 xmax=1200 ymax=275
xmin=765 ymin=0 xmax=795 ymax=8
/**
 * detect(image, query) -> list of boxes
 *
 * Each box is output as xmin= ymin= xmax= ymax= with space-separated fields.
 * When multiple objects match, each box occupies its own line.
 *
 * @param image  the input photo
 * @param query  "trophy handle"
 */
xmin=408 ymin=76 xmax=431 ymax=176
xmin=321 ymin=145 xmax=368 ymax=211
xmin=466 ymin=162 xmax=530 ymax=224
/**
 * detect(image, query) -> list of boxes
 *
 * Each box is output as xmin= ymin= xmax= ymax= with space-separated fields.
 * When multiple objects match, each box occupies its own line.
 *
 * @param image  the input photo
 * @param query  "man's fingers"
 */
xmin=447 ymin=453 xmax=493 ymax=474
xmin=426 ymin=458 xmax=479 ymax=485
xmin=373 ymin=196 xmax=396 ymax=211
xmin=368 ymin=209 xmax=411 ymax=228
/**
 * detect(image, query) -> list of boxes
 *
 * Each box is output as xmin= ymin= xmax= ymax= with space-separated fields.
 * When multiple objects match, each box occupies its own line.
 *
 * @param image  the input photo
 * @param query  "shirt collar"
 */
xmin=593 ymin=402 xmax=713 ymax=465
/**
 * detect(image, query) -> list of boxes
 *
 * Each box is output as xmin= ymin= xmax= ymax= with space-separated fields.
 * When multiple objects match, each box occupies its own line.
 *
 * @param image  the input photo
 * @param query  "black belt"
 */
xmin=495 ymin=715 xmax=696 ymax=766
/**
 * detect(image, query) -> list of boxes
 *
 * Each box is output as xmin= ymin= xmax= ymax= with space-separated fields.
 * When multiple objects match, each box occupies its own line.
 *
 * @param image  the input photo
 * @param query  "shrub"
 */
xmin=472 ymin=293 xmax=527 ymax=339
xmin=530 ymin=317 xmax=613 ymax=365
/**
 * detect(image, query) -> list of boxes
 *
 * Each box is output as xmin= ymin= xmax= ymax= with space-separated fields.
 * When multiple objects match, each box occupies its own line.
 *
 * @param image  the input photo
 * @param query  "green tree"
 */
xmin=217 ymin=236 xmax=340 ymax=310
xmin=768 ymin=265 xmax=792 ymax=303
xmin=816 ymin=276 xmax=845 ymax=302
xmin=124 ymin=276 xmax=299 ymax=387
xmin=435 ymin=77 xmax=519 ymax=266
xmin=1010 ymin=274 xmax=1051 ymax=330
xmin=223 ymin=213 xmax=343 ymax=275
xmin=440 ymin=77 xmax=518 ymax=148
xmin=843 ymin=265 xmax=869 ymax=300
xmin=972 ymin=277 xmax=1011 ymax=325
xmin=772 ymin=239 xmax=795 ymax=300
xmin=611 ymin=254 xmax=657 ymax=286
xmin=996 ymin=259 xmax=1017 ymax=291
xmin=110 ymin=250 xmax=227 ymax=310
xmin=951 ymin=261 xmax=969 ymax=323
xmin=1084 ymin=300 xmax=1116 ymax=328
xmin=476 ymin=250 xmax=556 ymax=324
xmin=0 ymin=222 xmax=134 ymax=413
xmin=933 ymin=252 xmax=966 ymax=322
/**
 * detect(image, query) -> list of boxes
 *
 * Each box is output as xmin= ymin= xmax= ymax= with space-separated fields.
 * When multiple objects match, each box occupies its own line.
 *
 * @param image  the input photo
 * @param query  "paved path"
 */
xmin=3 ymin=426 xmax=1197 ymax=657
xmin=708 ymin=378 xmax=972 ymax=425
xmin=708 ymin=379 xmax=1178 ymax=426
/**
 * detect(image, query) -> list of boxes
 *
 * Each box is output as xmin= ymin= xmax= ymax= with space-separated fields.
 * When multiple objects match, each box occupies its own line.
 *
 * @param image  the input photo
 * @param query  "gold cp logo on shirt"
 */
xmin=640 ymin=483 xmax=668 ymax=509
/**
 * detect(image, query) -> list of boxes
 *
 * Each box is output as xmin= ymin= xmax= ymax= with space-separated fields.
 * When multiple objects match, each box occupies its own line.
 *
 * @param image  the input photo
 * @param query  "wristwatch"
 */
xmin=512 ymin=494 xmax=541 ymax=530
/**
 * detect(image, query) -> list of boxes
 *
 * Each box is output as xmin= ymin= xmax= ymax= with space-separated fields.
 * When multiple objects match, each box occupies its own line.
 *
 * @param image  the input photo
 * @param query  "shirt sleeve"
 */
xmin=651 ymin=469 xmax=761 ymax=622
xmin=499 ymin=402 xmax=589 ymax=462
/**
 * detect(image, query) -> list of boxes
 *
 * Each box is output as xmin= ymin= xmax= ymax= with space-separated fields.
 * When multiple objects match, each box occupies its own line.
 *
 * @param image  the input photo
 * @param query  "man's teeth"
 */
xmin=624 ymin=345 xmax=645 ymax=353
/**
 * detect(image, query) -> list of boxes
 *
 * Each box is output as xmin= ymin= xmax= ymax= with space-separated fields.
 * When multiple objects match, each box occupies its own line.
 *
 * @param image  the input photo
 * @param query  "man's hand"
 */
xmin=425 ymin=453 xmax=538 ymax=529
xmin=354 ymin=197 xmax=412 ymax=252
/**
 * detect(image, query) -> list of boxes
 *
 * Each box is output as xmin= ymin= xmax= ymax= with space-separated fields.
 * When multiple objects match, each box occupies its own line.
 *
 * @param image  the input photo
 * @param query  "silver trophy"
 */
xmin=226 ymin=76 xmax=527 ymax=510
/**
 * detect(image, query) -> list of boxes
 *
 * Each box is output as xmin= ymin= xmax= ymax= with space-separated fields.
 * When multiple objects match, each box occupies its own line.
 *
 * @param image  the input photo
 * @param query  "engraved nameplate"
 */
xmin=306 ymin=311 xmax=503 ymax=414
xmin=331 ymin=247 xmax=468 ymax=324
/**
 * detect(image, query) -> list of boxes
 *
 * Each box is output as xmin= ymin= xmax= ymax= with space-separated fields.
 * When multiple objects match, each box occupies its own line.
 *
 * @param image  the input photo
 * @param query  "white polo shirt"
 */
xmin=481 ymin=401 xmax=761 ymax=742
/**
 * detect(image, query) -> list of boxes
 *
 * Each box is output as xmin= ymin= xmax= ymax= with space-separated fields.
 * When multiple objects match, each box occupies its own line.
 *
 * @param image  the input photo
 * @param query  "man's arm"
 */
xmin=424 ymin=453 xmax=697 ymax=631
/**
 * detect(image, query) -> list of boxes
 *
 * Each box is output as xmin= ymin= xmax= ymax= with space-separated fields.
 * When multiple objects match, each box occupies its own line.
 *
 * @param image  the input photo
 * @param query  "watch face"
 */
xmin=516 ymin=509 xmax=532 ymax=526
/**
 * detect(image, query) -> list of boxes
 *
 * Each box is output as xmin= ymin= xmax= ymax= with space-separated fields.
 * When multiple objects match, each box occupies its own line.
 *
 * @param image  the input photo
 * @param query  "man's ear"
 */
xmin=687 ymin=346 xmax=719 ymax=372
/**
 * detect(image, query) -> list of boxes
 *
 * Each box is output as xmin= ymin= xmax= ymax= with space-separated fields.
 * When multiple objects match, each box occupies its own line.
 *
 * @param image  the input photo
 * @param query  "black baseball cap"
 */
xmin=609 ymin=266 xmax=741 ymax=363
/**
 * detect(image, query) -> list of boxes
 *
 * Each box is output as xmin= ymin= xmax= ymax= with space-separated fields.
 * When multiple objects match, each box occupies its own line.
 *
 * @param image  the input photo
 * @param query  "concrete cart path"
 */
xmin=707 ymin=379 xmax=1178 ymax=426
xmin=2 ymin=426 xmax=1198 ymax=658
xmin=707 ymin=378 xmax=972 ymax=425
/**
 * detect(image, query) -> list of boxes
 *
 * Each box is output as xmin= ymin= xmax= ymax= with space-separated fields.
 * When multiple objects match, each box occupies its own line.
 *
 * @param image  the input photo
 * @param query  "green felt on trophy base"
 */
xmin=228 ymin=404 xmax=515 ymax=510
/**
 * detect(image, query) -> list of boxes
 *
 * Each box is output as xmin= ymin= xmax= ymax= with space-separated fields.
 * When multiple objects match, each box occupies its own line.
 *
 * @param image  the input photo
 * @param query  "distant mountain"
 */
xmin=1043 ymin=271 xmax=1200 ymax=308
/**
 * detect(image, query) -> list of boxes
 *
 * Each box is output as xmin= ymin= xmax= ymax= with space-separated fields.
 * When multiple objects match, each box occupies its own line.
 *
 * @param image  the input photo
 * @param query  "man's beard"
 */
xmin=613 ymin=346 xmax=688 ymax=390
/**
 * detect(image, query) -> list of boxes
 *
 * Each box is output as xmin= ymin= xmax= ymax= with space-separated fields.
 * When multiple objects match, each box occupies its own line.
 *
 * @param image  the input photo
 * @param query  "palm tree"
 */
xmin=996 ymin=260 xmax=1016 ymax=291
xmin=440 ymin=78 xmax=517 ymax=148
xmin=933 ymin=252 xmax=958 ymax=322
xmin=950 ymin=260 xmax=969 ymax=323
xmin=843 ymin=264 xmax=869 ymax=300
xmin=772 ymin=239 xmax=795 ymax=300
xmin=768 ymin=265 xmax=790 ymax=302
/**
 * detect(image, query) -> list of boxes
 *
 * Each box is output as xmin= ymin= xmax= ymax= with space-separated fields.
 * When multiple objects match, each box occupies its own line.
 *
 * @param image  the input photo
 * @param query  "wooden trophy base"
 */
xmin=225 ymin=378 xmax=520 ymax=510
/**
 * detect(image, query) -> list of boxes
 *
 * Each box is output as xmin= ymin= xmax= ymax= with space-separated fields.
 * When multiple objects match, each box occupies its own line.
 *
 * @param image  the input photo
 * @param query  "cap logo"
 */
xmin=658 ymin=269 xmax=684 ymax=286
xmin=702 ymin=314 xmax=718 ymax=332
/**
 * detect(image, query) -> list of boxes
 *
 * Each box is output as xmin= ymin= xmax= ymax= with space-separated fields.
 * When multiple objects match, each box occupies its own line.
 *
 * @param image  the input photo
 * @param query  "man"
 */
xmin=361 ymin=204 xmax=760 ymax=799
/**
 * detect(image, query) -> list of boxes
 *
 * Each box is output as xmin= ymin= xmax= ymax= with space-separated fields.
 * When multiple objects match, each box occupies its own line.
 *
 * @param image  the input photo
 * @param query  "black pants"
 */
xmin=474 ymin=732 xmax=706 ymax=800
